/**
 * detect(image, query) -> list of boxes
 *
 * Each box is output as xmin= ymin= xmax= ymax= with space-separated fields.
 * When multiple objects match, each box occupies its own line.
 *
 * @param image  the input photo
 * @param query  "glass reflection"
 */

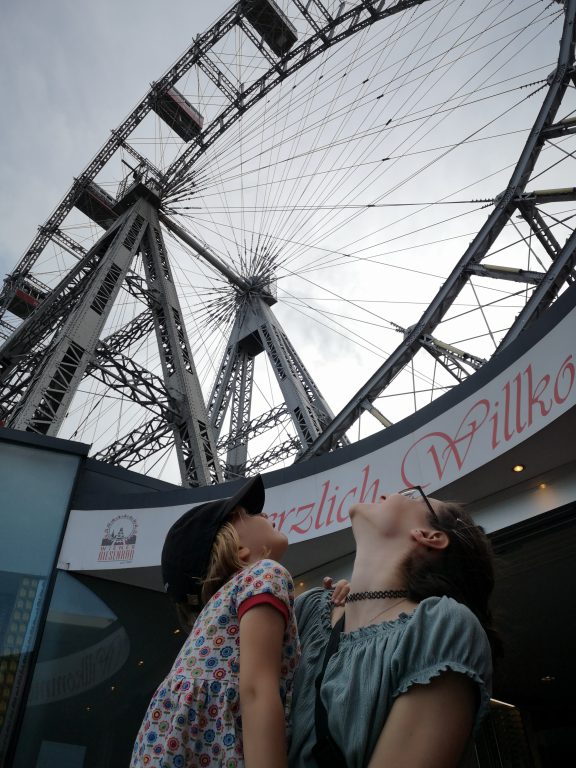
xmin=0 ymin=439 xmax=81 ymax=762
xmin=13 ymin=572 xmax=184 ymax=768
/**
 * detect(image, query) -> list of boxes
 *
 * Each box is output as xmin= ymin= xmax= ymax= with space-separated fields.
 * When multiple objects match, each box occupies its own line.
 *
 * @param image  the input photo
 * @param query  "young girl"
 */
xmin=289 ymin=486 xmax=498 ymax=768
xmin=131 ymin=475 xmax=347 ymax=768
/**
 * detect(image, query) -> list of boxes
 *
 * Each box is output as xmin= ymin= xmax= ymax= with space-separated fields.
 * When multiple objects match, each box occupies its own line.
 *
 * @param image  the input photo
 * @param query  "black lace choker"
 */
xmin=346 ymin=589 xmax=408 ymax=603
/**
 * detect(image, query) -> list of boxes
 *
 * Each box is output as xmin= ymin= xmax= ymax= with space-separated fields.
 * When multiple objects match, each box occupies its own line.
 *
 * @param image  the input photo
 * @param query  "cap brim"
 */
xmin=225 ymin=474 xmax=265 ymax=517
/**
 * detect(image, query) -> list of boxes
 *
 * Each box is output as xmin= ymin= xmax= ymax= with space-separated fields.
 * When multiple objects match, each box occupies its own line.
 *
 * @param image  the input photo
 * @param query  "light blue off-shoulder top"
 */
xmin=288 ymin=588 xmax=492 ymax=768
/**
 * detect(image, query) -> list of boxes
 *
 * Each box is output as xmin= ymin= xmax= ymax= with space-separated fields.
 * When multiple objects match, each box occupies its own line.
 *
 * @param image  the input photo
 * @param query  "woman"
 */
xmin=288 ymin=487 xmax=498 ymax=768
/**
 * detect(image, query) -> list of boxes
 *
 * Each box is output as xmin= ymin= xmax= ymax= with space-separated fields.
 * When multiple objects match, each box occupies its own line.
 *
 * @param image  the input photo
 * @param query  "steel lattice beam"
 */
xmin=498 ymin=223 xmax=576 ymax=349
xmin=0 ymin=222 xmax=126 ymax=376
xmin=226 ymin=352 xmax=254 ymax=479
xmin=417 ymin=335 xmax=484 ymax=384
xmin=236 ymin=437 xmax=301 ymax=476
xmin=94 ymin=418 xmax=173 ymax=466
xmin=216 ymin=404 xmax=290 ymax=451
xmin=466 ymin=263 xmax=544 ymax=285
xmin=207 ymin=291 xmax=347 ymax=466
xmin=0 ymin=312 xmax=161 ymax=424
xmin=89 ymin=346 xmax=169 ymax=418
xmin=0 ymin=3 xmax=240 ymax=309
xmin=4 ymin=207 xmax=149 ymax=433
xmin=138 ymin=206 xmax=223 ymax=485
xmin=518 ymin=204 xmax=562 ymax=261
xmin=46 ymin=226 xmax=157 ymax=307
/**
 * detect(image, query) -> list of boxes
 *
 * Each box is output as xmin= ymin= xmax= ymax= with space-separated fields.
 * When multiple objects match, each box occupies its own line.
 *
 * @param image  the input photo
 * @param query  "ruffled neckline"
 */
xmin=341 ymin=610 xmax=415 ymax=642
xmin=319 ymin=589 xmax=423 ymax=643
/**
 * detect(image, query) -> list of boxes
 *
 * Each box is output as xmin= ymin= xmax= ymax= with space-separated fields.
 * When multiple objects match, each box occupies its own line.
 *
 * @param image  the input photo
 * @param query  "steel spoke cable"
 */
xmin=453 ymin=325 xmax=528 ymax=346
xmin=278 ymin=294 xmax=399 ymax=359
xmin=165 ymin=0 xmax=453 ymax=200
xmin=248 ymin=14 xmax=382 ymax=258
xmin=290 ymin=113 xmax=560 ymax=276
xmin=290 ymin=6 xmax=557 ymax=264
xmin=171 ymin=89 xmax=545 ymax=202
xmin=169 ymin=1 xmax=552 ymax=208
xmin=539 ymin=209 xmax=576 ymax=234
xmin=302 ymin=3 xmax=552 ymax=237
xmin=164 ymin=3 xmax=537 ymax=204
xmin=279 ymin=296 xmax=399 ymax=332
xmin=188 ymin=199 xmax=499 ymax=211
xmin=177 ymin=197 xmax=551 ymax=306
xmin=170 ymin=1 xmax=472 ymax=204
xmin=273 ymin=2 xmax=433 ymax=247
xmin=175 ymin=201 xmax=482 ymax=281
xmin=255 ymin=9 xmax=331 ymax=257
xmin=375 ymin=384 xmax=453 ymax=399
xmin=266 ymin=30 xmax=374 ymax=253
xmin=242 ymin=27 xmax=548 ymax=272
xmin=170 ymin=66 xmax=520 ymax=266
xmin=277 ymin=261 xmax=444 ymax=334
xmin=439 ymin=288 xmax=534 ymax=325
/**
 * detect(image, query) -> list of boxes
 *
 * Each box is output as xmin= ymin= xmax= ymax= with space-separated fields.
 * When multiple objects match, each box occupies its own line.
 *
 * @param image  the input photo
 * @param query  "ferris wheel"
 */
xmin=1 ymin=0 xmax=574 ymax=486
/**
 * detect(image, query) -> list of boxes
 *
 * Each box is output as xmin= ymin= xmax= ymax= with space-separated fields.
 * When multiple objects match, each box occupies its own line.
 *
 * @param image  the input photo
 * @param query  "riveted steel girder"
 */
xmin=138 ymin=205 xmax=223 ymax=485
xmin=4 ymin=204 xmax=149 ymax=434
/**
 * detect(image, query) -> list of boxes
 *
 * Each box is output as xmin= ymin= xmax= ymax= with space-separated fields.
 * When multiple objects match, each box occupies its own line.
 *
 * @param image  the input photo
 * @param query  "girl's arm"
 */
xmin=367 ymin=672 xmax=476 ymax=768
xmin=239 ymin=603 xmax=288 ymax=768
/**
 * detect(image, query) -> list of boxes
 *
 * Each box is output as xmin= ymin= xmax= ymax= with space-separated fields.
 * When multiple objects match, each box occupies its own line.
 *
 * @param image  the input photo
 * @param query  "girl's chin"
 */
xmin=348 ymin=503 xmax=361 ymax=519
xmin=271 ymin=535 xmax=289 ymax=558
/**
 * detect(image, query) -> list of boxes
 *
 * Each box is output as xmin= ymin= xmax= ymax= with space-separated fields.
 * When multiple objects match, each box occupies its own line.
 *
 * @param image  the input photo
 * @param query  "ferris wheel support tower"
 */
xmin=1 ymin=183 xmax=224 ymax=486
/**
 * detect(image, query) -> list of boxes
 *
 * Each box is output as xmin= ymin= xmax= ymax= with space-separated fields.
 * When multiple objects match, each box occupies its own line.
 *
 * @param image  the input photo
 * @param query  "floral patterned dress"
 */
xmin=131 ymin=559 xmax=300 ymax=767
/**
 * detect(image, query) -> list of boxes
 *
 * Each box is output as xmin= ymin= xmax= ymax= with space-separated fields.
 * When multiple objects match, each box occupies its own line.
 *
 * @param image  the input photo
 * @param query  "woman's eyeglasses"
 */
xmin=398 ymin=486 xmax=439 ymax=524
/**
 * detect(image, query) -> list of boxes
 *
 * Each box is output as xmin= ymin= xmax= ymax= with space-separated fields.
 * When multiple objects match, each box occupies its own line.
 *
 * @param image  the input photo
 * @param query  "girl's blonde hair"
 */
xmin=176 ymin=508 xmax=265 ymax=632
xmin=202 ymin=520 xmax=245 ymax=605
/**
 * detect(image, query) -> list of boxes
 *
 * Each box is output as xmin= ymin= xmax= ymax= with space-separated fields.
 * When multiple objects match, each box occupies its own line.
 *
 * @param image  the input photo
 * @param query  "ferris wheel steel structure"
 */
xmin=1 ymin=0 xmax=575 ymax=486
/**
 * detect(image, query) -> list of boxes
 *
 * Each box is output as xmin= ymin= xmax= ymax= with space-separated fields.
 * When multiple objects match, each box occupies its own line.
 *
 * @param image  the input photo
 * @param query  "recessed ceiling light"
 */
xmin=512 ymin=464 xmax=525 ymax=473
xmin=539 ymin=482 xmax=547 ymax=490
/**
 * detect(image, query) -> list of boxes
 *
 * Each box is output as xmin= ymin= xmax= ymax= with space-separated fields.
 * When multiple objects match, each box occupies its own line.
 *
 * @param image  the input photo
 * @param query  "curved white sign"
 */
xmin=59 ymin=294 xmax=576 ymax=573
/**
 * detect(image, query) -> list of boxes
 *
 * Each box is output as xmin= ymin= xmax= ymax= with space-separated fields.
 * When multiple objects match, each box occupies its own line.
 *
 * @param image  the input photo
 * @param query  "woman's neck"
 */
xmin=344 ymin=541 xmax=417 ymax=631
xmin=348 ymin=540 xmax=406 ymax=593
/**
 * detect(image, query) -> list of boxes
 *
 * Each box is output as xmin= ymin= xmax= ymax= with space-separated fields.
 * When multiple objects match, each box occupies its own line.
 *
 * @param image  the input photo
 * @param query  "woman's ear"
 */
xmin=411 ymin=528 xmax=449 ymax=550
